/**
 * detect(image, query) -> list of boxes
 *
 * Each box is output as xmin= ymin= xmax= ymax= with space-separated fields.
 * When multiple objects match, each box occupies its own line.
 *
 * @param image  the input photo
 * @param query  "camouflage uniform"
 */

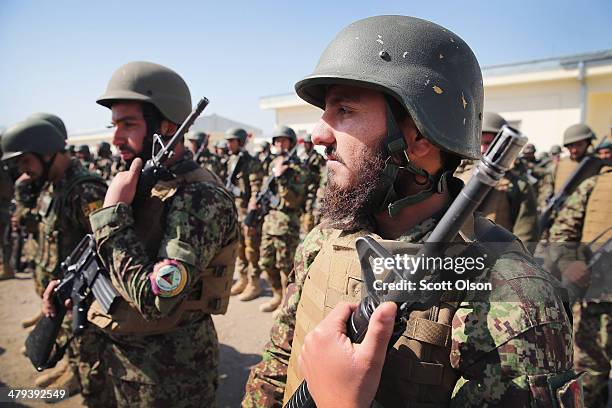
xmin=244 ymin=213 xmax=576 ymax=407
xmin=225 ymin=151 xmax=264 ymax=286
xmin=93 ymin=156 xmax=114 ymax=181
xmin=258 ymin=157 xmax=305 ymax=310
xmin=456 ymin=160 xmax=539 ymax=245
xmin=89 ymin=156 xmax=239 ymax=407
xmin=34 ymin=158 xmax=109 ymax=406
xmin=299 ymin=148 xmax=325 ymax=236
xmin=194 ymin=148 xmax=223 ymax=177
xmin=548 ymin=167 xmax=612 ymax=407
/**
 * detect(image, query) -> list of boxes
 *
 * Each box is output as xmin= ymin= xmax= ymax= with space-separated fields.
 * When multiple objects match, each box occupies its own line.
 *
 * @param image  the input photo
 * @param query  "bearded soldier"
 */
xmin=456 ymin=112 xmax=539 ymax=246
xmin=299 ymin=134 xmax=325 ymax=236
xmin=3 ymin=118 xmax=109 ymax=401
xmin=44 ymin=61 xmax=239 ymax=406
xmin=243 ymin=15 xmax=578 ymax=407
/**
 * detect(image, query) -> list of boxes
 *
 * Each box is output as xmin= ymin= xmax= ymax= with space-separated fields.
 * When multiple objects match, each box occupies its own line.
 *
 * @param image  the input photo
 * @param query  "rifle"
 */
xmin=538 ymin=136 xmax=609 ymax=233
xmin=25 ymin=235 xmax=120 ymax=371
xmin=284 ymin=124 xmax=527 ymax=408
xmin=193 ymin=142 xmax=208 ymax=163
xmin=244 ymin=145 xmax=300 ymax=228
xmin=225 ymin=151 xmax=245 ymax=198
xmin=133 ymin=97 xmax=209 ymax=206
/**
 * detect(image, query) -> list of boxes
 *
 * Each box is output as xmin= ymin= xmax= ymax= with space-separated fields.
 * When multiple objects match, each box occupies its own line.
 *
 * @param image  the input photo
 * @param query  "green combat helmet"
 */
xmin=550 ymin=145 xmax=562 ymax=155
xmin=272 ymin=125 xmax=297 ymax=147
xmin=98 ymin=141 xmax=112 ymax=156
xmin=96 ymin=61 xmax=192 ymax=125
xmin=187 ymin=131 xmax=207 ymax=144
xmin=482 ymin=112 xmax=507 ymax=134
xmin=78 ymin=144 xmax=90 ymax=155
xmin=563 ymin=124 xmax=595 ymax=146
xmin=1 ymin=118 xmax=65 ymax=161
xmin=28 ymin=112 xmax=67 ymax=140
xmin=225 ymin=128 xmax=248 ymax=145
xmin=295 ymin=15 xmax=483 ymax=216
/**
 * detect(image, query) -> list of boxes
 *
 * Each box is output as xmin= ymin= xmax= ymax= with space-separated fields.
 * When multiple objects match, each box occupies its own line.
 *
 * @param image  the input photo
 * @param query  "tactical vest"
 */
xmin=457 ymin=166 xmax=513 ymax=230
xmin=35 ymin=171 xmax=105 ymax=278
xmin=554 ymin=158 xmax=578 ymax=193
xmin=582 ymin=167 xmax=612 ymax=243
xmin=88 ymin=165 xmax=237 ymax=336
xmin=284 ymin=217 xmax=528 ymax=407
xmin=227 ymin=152 xmax=252 ymax=207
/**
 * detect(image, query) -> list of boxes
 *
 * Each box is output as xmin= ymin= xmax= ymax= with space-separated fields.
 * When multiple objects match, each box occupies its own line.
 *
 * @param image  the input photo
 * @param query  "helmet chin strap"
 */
xmin=376 ymin=101 xmax=448 ymax=217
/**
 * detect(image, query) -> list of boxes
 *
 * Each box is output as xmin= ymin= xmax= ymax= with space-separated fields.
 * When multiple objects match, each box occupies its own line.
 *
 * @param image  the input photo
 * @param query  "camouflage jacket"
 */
xmin=298 ymin=149 xmax=325 ymax=213
xmin=261 ymin=157 xmax=305 ymax=236
xmin=547 ymin=167 xmax=612 ymax=300
xmin=35 ymin=159 xmax=107 ymax=278
xmin=92 ymin=157 xmax=114 ymax=181
xmin=225 ymin=151 xmax=264 ymax=210
xmin=89 ymin=158 xmax=238 ymax=386
xmin=244 ymin=217 xmax=574 ymax=407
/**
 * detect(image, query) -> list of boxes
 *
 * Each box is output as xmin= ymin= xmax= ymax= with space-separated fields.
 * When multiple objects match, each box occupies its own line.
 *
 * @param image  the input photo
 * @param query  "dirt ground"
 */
xmin=0 ymin=272 xmax=276 ymax=407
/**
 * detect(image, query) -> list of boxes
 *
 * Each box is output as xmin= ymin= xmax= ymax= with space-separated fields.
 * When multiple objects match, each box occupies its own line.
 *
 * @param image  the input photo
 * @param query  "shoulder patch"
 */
xmin=150 ymin=259 xmax=188 ymax=298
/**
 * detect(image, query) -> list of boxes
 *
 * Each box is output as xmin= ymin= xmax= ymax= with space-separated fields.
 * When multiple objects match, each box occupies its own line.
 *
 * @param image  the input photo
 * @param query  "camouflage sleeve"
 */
xmin=450 ymin=256 xmax=574 ymax=406
xmin=276 ymin=163 xmax=305 ymax=210
xmin=90 ymin=183 xmax=238 ymax=320
xmin=243 ymin=227 xmax=328 ymax=408
xmin=549 ymin=177 xmax=597 ymax=243
xmin=66 ymin=181 xmax=107 ymax=232
xmin=249 ymin=158 xmax=264 ymax=206
xmin=536 ymin=168 xmax=555 ymax=210
xmin=508 ymin=177 xmax=539 ymax=244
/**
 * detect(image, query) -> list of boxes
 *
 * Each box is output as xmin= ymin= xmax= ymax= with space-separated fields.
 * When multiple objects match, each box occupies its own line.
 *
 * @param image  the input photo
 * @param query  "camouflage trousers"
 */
xmin=573 ymin=301 xmax=612 ymax=408
xmin=99 ymin=315 xmax=219 ymax=408
xmin=72 ymin=328 xmax=115 ymax=407
xmin=259 ymin=232 xmax=300 ymax=291
xmin=236 ymin=209 xmax=262 ymax=280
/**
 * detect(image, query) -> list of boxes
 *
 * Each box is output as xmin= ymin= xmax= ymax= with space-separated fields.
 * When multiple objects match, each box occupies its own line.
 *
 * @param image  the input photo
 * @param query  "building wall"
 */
xmin=276 ymin=105 xmax=322 ymax=137
xmin=484 ymin=78 xmax=582 ymax=150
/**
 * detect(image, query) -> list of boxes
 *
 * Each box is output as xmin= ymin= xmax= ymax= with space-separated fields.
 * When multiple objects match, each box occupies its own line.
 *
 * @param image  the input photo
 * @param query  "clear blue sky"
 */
xmin=1 ymin=0 xmax=611 ymax=134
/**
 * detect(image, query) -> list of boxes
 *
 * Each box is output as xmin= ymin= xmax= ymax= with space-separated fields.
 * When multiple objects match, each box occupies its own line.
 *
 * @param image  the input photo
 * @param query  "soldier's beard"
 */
xmin=320 ymin=142 xmax=387 ymax=231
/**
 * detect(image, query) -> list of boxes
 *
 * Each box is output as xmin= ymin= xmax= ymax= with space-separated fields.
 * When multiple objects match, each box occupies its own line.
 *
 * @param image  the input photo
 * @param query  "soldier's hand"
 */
xmin=104 ymin=158 xmax=143 ymax=207
xmin=272 ymin=157 xmax=289 ymax=177
xmin=42 ymin=280 xmax=71 ymax=318
xmin=298 ymin=301 xmax=397 ymax=408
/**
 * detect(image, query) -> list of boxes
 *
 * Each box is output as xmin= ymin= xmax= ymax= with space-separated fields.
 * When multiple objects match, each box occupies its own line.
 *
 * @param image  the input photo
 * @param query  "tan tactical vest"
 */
xmin=284 ymin=231 xmax=463 ymax=407
xmin=457 ymin=165 xmax=513 ymax=231
xmin=554 ymin=158 xmax=578 ymax=193
xmin=88 ymin=166 xmax=237 ymax=335
xmin=582 ymin=167 xmax=612 ymax=243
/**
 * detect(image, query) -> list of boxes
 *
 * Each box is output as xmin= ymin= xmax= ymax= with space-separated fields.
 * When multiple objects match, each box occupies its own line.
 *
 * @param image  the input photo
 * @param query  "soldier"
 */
xmin=546 ymin=163 xmax=612 ymax=407
xmin=214 ymin=139 xmax=229 ymax=179
xmin=2 ymin=118 xmax=109 ymax=401
xmin=43 ymin=61 xmax=239 ymax=406
xmin=0 ymin=133 xmax=14 ymax=280
xmin=76 ymin=144 xmax=93 ymax=169
xmin=186 ymin=130 xmax=223 ymax=176
xmin=93 ymin=141 xmax=114 ymax=181
xmin=536 ymin=144 xmax=563 ymax=210
xmin=257 ymin=125 xmax=304 ymax=313
xmin=67 ymin=144 xmax=76 ymax=158
xmin=257 ymin=141 xmax=273 ymax=175
xmin=456 ymin=112 xmax=539 ymax=245
xmin=225 ymin=128 xmax=265 ymax=301
xmin=596 ymin=139 xmax=611 ymax=160
xmin=299 ymin=134 xmax=325 ymax=236
xmin=244 ymin=15 xmax=577 ymax=407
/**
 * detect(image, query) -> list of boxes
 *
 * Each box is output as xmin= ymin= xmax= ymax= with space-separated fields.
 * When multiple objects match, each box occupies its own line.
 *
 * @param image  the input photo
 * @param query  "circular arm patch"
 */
xmin=150 ymin=259 xmax=188 ymax=298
